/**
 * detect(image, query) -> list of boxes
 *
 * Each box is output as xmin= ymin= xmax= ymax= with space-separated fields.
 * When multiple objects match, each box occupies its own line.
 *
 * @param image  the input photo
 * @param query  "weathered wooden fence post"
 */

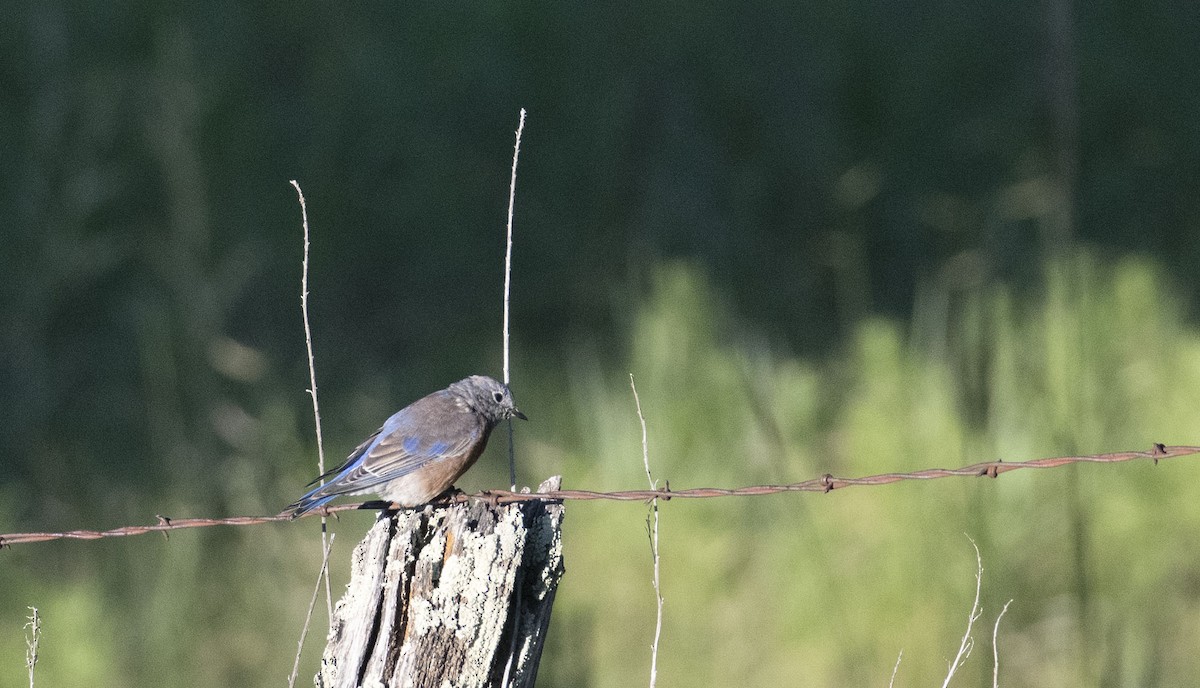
xmin=317 ymin=476 xmax=565 ymax=688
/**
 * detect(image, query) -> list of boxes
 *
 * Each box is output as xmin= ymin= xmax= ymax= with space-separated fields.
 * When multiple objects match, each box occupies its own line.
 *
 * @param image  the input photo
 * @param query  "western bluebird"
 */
xmin=283 ymin=375 xmax=526 ymax=518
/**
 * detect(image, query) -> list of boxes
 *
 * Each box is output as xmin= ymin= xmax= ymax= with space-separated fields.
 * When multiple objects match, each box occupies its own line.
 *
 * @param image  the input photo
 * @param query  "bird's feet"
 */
xmin=429 ymin=487 xmax=467 ymax=506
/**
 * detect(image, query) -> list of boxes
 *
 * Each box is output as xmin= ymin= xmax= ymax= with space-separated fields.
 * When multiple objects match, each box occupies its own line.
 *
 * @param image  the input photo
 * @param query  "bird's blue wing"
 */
xmin=290 ymin=391 xmax=484 ymax=508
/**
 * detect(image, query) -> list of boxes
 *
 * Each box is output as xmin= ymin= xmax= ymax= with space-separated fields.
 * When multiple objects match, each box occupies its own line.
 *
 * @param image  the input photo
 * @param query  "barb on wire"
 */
xmin=1 ymin=444 xmax=1195 ymax=547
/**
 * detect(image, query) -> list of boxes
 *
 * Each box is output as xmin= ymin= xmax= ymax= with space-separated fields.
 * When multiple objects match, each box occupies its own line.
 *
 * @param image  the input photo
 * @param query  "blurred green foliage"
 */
xmin=3 ymin=256 xmax=1199 ymax=686
xmin=2 ymin=0 xmax=1200 ymax=685
xmin=535 ymin=256 xmax=1200 ymax=687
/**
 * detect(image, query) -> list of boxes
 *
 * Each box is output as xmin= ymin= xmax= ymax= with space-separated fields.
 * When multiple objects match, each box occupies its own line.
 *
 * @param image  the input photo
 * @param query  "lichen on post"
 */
xmin=317 ymin=476 xmax=564 ymax=688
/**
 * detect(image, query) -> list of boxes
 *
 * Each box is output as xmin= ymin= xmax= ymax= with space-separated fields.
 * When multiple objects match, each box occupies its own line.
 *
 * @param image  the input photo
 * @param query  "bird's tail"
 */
xmin=280 ymin=491 xmax=336 ymax=520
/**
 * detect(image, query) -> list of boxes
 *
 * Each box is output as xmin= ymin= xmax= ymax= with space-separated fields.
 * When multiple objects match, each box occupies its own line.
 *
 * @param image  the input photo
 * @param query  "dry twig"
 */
xmin=25 ymin=607 xmax=41 ymax=688
xmin=942 ymin=537 xmax=983 ymax=687
xmin=290 ymin=179 xmax=334 ymax=621
xmin=631 ymin=374 xmax=664 ymax=688
xmin=287 ymin=533 xmax=335 ymax=688
xmin=888 ymin=650 xmax=903 ymax=688
xmin=992 ymin=599 xmax=1013 ymax=688
xmin=499 ymin=107 xmax=529 ymax=688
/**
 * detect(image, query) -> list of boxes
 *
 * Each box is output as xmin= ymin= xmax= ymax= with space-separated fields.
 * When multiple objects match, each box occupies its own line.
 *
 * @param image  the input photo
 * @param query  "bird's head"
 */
xmin=452 ymin=375 xmax=528 ymax=425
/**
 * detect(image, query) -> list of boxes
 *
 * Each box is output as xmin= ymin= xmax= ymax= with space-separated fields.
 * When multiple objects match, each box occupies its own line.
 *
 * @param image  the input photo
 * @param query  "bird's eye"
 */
xmin=493 ymin=392 xmax=504 ymax=402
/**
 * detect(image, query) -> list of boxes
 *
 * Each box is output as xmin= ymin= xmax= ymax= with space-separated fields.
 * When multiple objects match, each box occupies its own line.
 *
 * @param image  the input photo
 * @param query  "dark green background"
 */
xmin=3 ymin=2 xmax=1199 ymax=685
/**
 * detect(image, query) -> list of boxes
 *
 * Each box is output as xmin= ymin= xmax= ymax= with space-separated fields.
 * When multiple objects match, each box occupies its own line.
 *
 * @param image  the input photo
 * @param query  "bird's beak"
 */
xmin=512 ymin=408 xmax=528 ymax=421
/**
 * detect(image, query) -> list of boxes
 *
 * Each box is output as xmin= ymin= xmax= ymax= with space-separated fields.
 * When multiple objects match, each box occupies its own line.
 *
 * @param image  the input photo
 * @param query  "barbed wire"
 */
xmin=1 ymin=443 xmax=1195 ymax=547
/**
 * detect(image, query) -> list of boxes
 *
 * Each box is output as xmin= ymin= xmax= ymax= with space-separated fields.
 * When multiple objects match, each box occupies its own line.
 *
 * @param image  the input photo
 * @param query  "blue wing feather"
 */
xmin=283 ymin=390 xmax=485 ymax=517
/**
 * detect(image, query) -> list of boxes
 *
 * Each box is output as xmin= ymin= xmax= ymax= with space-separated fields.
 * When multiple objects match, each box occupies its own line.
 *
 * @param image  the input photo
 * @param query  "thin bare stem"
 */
xmin=287 ymin=533 xmax=335 ymax=688
xmin=992 ymin=600 xmax=1013 ymax=688
xmin=631 ymin=374 xmax=663 ymax=688
xmin=631 ymin=375 xmax=654 ymax=490
xmin=25 ymin=607 xmax=40 ymax=688
xmin=503 ymin=108 xmax=525 ymax=388
xmin=888 ymin=650 xmax=903 ymax=688
xmin=507 ymin=421 xmax=517 ymax=492
xmin=503 ymin=109 xmax=526 ymax=491
xmin=290 ymin=180 xmax=334 ymax=622
xmin=497 ymin=108 xmax=529 ymax=686
xmin=942 ymin=537 xmax=984 ymax=688
xmin=290 ymin=180 xmax=327 ymax=481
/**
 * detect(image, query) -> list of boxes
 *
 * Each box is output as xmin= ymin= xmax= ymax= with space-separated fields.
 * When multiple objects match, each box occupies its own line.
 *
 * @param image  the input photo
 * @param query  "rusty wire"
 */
xmin=1 ymin=443 xmax=1195 ymax=547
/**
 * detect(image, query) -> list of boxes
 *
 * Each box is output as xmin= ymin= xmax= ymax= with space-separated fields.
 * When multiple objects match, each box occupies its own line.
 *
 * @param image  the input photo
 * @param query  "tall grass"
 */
xmin=1 ymin=250 xmax=1198 ymax=686
xmin=534 ymin=252 xmax=1200 ymax=687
